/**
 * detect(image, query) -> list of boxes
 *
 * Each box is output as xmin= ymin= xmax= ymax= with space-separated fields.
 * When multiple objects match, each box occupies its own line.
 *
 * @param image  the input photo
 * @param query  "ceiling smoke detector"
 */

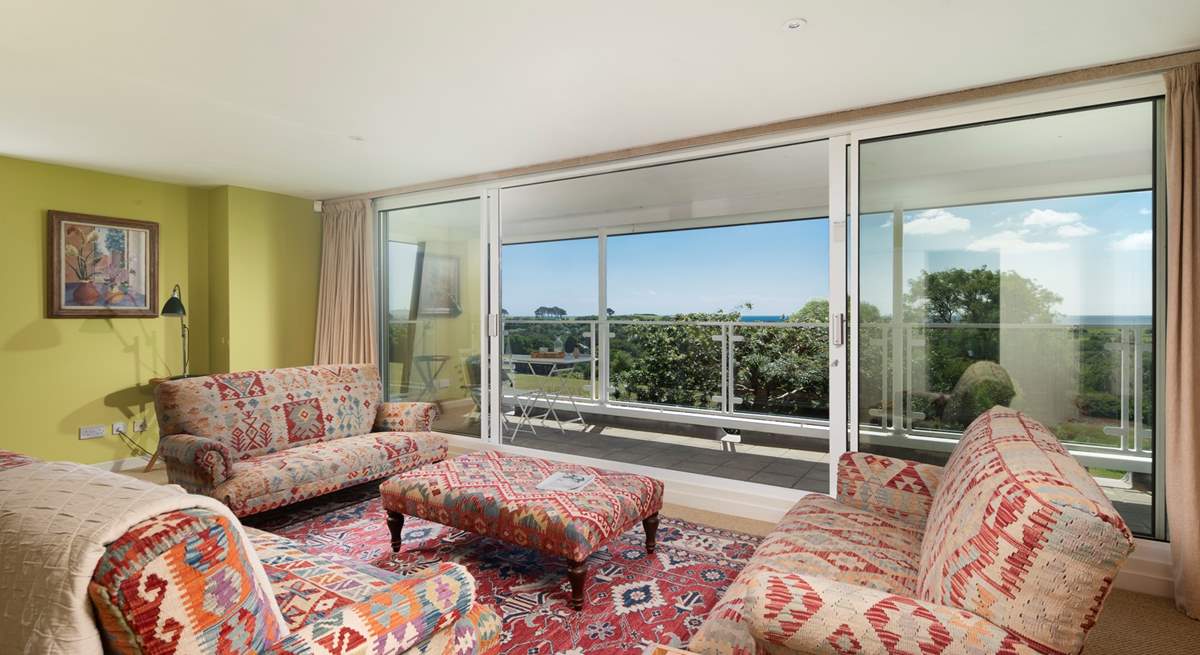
xmin=783 ymin=17 xmax=807 ymax=32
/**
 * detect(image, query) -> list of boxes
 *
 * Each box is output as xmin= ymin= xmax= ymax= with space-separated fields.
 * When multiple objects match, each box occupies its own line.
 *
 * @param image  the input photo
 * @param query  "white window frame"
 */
xmin=373 ymin=74 xmax=1168 ymax=531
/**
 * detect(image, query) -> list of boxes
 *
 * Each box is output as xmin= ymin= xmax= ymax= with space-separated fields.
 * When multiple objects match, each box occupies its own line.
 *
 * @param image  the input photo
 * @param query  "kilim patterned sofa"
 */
xmin=690 ymin=407 xmax=1135 ymax=655
xmin=0 ymin=451 xmax=501 ymax=655
xmin=155 ymin=364 xmax=446 ymax=516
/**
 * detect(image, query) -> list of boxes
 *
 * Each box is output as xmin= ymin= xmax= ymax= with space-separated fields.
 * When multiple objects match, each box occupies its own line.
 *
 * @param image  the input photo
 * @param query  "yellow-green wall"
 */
xmin=223 ymin=187 xmax=321 ymax=370
xmin=207 ymin=186 xmax=231 ymax=373
xmin=0 ymin=156 xmax=321 ymax=464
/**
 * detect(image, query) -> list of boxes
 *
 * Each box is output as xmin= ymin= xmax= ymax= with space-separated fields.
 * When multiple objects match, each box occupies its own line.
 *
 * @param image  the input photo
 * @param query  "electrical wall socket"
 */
xmin=79 ymin=424 xmax=106 ymax=440
xmin=112 ymin=421 xmax=127 ymax=435
xmin=133 ymin=419 xmax=148 ymax=433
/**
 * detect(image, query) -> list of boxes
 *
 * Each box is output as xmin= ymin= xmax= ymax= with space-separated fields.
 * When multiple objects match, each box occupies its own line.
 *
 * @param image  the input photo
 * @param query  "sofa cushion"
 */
xmin=246 ymin=528 xmax=486 ymax=652
xmin=756 ymin=494 xmax=924 ymax=595
xmin=917 ymin=407 xmax=1134 ymax=655
xmin=155 ymin=365 xmax=383 ymax=459
xmin=248 ymin=528 xmax=439 ymax=630
xmin=688 ymin=493 xmax=923 ymax=655
xmin=213 ymin=431 xmax=448 ymax=516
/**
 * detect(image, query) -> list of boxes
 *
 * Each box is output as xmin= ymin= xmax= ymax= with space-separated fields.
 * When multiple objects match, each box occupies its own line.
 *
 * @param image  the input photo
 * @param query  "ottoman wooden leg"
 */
xmin=386 ymin=510 xmax=405 ymax=553
xmin=643 ymin=513 xmax=660 ymax=553
xmin=567 ymin=559 xmax=587 ymax=611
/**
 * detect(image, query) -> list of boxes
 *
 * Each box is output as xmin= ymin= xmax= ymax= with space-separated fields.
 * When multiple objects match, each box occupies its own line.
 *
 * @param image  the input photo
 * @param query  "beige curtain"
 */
xmin=313 ymin=198 xmax=378 ymax=367
xmin=1166 ymin=64 xmax=1200 ymax=619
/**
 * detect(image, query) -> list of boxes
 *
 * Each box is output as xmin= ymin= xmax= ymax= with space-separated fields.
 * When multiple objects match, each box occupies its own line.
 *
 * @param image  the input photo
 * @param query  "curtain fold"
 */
xmin=313 ymin=198 xmax=379 ymax=367
xmin=1165 ymin=63 xmax=1200 ymax=619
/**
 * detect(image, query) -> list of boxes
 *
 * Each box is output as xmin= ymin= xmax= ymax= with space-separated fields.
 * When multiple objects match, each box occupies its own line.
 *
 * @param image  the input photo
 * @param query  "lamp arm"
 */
xmin=181 ymin=320 xmax=189 ymax=377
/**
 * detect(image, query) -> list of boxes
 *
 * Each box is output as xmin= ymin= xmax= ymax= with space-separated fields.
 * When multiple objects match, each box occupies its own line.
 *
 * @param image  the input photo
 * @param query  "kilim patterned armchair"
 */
xmin=0 ymin=452 xmax=501 ymax=655
xmin=91 ymin=510 xmax=500 ymax=655
xmin=690 ymin=407 xmax=1135 ymax=655
xmin=154 ymin=364 xmax=446 ymax=516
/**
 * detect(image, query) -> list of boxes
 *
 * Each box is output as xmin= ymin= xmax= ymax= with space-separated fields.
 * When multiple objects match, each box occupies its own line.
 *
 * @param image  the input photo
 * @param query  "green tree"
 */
xmin=904 ymin=266 xmax=1060 ymax=324
xmin=904 ymin=267 xmax=1061 ymax=392
xmin=609 ymin=310 xmax=732 ymax=408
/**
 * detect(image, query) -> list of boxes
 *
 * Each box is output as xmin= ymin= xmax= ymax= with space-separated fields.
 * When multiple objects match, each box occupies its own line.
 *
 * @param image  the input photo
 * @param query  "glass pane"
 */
xmin=500 ymin=238 xmax=599 ymax=440
xmin=609 ymin=322 xmax=723 ymax=410
xmin=733 ymin=321 xmax=830 ymax=420
xmin=382 ymin=198 xmax=482 ymax=438
xmin=858 ymin=101 xmax=1158 ymax=536
xmin=499 ymin=141 xmax=832 ymax=492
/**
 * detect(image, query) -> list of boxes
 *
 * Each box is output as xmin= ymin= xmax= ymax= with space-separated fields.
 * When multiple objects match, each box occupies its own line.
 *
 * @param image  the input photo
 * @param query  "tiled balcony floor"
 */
xmin=444 ymin=405 xmax=1153 ymax=537
xmin=501 ymin=416 xmax=830 ymax=493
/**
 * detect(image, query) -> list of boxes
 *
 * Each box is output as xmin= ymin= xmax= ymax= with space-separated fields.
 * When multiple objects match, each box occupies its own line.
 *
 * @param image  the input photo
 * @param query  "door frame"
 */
xmin=842 ymin=78 xmax=1167 ymax=541
xmin=827 ymin=136 xmax=849 ymax=493
xmin=375 ymin=190 xmax=492 ymax=442
xmin=376 ymin=75 xmax=1164 ymax=502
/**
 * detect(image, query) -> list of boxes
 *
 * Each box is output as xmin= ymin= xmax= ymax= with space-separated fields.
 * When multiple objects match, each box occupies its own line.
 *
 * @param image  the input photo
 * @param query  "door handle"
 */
xmin=831 ymin=313 xmax=845 ymax=346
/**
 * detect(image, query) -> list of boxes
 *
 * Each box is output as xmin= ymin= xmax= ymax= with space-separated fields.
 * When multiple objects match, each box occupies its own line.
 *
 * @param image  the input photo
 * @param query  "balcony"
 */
xmin=497 ymin=318 xmax=1154 ymax=531
xmin=499 ymin=318 xmax=831 ymax=491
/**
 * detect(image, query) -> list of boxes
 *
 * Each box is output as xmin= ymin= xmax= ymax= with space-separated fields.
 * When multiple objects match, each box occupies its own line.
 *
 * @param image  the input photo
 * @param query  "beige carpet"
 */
xmin=125 ymin=467 xmax=1198 ymax=652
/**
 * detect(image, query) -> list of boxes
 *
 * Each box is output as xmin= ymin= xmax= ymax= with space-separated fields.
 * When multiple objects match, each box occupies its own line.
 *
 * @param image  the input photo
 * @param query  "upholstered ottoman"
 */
xmin=379 ymin=450 xmax=664 ymax=610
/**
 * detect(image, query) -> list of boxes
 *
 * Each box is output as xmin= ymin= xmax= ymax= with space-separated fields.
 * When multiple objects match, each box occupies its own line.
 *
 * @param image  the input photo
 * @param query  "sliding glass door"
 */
xmin=380 ymin=197 xmax=484 ymax=438
xmin=372 ymin=88 xmax=1163 ymax=536
xmin=853 ymin=99 xmax=1164 ymax=537
xmin=494 ymin=140 xmax=842 ymax=492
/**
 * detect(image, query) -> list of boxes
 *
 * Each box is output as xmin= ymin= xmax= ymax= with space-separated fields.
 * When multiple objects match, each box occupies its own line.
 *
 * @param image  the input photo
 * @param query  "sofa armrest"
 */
xmin=158 ymin=433 xmax=234 ymax=492
xmin=267 ymin=562 xmax=476 ymax=655
xmin=836 ymin=451 xmax=943 ymax=529
xmin=744 ymin=571 xmax=1035 ymax=654
xmin=375 ymin=401 xmax=441 ymax=432
xmin=90 ymin=509 xmax=286 ymax=654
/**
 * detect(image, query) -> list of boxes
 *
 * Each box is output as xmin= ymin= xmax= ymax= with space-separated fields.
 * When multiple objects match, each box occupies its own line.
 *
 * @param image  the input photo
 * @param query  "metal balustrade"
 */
xmin=496 ymin=318 xmax=1153 ymax=474
xmin=502 ymin=319 xmax=830 ymax=422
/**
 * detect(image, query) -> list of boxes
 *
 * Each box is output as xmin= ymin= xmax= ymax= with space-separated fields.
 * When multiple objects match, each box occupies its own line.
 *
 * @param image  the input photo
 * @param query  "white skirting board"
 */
xmin=91 ymin=455 xmax=151 ymax=472
xmin=1118 ymin=539 xmax=1174 ymax=598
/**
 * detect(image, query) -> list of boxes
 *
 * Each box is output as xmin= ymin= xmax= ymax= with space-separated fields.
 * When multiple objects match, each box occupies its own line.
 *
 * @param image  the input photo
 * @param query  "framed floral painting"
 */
xmin=47 ymin=210 xmax=158 ymax=318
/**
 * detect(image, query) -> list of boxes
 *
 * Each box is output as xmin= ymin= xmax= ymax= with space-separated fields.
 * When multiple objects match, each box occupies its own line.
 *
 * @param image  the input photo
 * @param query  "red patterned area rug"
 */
xmin=249 ymin=486 xmax=762 ymax=654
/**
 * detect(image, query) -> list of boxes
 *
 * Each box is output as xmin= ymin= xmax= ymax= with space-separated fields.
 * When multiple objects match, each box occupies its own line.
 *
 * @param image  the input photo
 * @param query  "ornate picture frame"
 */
xmin=47 ymin=210 xmax=159 ymax=318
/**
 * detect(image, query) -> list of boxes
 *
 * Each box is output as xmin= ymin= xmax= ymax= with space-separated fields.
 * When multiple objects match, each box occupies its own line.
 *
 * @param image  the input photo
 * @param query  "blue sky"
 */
xmin=503 ymin=220 xmax=829 ymax=316
xmin=501 ymin=190 xmax=1154 ymax=318
xmin=859 ymin=190 xmax=1154 ymax=317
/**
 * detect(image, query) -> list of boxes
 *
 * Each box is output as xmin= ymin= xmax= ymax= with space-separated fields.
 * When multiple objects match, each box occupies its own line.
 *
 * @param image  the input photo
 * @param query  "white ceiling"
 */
xmin=502 ymin=140 xmax=829 ymax=239
xmin=860 ymin=101 xmax=1153 ymax=212
xmin=0 ymin=1 xmax=1196 ymax=200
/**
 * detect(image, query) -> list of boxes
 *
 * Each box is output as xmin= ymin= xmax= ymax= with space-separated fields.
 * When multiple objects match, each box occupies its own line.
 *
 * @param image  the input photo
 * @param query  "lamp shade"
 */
xmin=161 ymin=284 xmax=186 ymax=316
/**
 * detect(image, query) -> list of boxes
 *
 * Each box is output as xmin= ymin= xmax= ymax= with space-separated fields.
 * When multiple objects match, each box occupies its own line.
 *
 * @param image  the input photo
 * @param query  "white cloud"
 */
xmin=966 ymin=230 xmax=1069 ymax=253
xmin=1056 ymin=223 xmax=1098 ymax=238
xmin=1110 ymin=230 xmax=1153 ymax=251
xmin=903 ymin=209 xmax=970 ymax=235
xmin=1139 ymin=208 xmax=1151 ymax=215
xmin=1023 ymin=208 xmax=1084 ymax=227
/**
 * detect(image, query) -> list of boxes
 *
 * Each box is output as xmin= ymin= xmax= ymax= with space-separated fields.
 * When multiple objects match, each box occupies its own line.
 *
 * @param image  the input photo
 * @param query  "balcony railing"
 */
xmin=858 ymin=322 xmax=1153 ymax=462
xmin=501 ymin=318 xmax=1154 ymax=472
xmin=503 ymin=319 xmax=830 ymax=423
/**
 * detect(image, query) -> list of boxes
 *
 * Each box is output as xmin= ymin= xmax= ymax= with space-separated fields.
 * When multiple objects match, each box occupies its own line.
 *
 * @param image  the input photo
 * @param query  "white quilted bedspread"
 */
xmin=0 ymin=460 xmax=286 ymax=654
